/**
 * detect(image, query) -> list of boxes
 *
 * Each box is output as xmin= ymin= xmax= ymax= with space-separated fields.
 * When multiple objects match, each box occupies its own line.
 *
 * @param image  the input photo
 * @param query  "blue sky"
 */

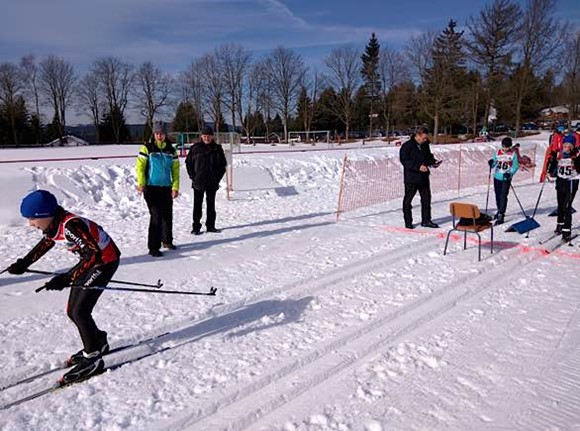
xmin=2 ymin=0 xmax=579 ymax=74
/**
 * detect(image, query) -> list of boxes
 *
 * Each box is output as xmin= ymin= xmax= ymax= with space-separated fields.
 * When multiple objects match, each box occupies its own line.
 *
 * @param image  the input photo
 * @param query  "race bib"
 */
xmin=495 ymin=154 xmax=512 ymax=174
xmin=557 ymin=158 xmax=577 ymax=180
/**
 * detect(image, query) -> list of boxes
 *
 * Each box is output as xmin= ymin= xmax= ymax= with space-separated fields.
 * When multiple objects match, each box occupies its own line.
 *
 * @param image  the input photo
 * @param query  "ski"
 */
xmin=0 ymin=339 xmax=171 ymax=411
xmin=548 ymin=234 xmax=578 ymax=252
xmin=539 ymin=232 xmax=561 ymax=245
xmin=0 ymin=371 xmax=103 ymax=410
xmin=0 ymin=331 xmax=169 ymax=392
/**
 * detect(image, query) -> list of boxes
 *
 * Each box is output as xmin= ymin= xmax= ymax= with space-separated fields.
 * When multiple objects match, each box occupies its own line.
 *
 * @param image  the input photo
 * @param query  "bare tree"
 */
xmin=562 ymin=29 xmax=580 ymax=125
xmin=39 ymin=55 xmax=76 ymax=140
xmin=93 ymin=57 xmax=134 ymax=143
xmin=76 ymin=71 xmax=103 ymax=143
xmin=379 ymin=47 xmax=408 ymax=137
xmin=241 ymin=60 xmax=265 ymax=142
xmin=134 ymin=61 xmax=174 ymax=136
xmin=179 ymin=59 xmax=206 ymax=132
xmin=0 ymin=62 xmax=24 ymax=145
xmin=512 ymin=0 xmax=566 ymax=134
xmin=467 ymin=0 xmax=521 ymax=128
xmin=20 ymin=54 xmax=42 ymax=143
xmin=301 ymin=69 xmax=321 ymax=138
xmin=216 ymin=44 xmax=251 ymax=133
xmin=324 ymin=46 xmax=362 ymax=141
xmin=199 ymin=53 xmax=225 ymax=134
xmin=265 ymin=47 xmax=306 ymax=143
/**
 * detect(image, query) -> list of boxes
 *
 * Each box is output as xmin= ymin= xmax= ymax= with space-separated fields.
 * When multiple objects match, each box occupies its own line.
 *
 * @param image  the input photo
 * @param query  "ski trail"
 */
xmin=148 ymin=242 xmax=545 ymax=430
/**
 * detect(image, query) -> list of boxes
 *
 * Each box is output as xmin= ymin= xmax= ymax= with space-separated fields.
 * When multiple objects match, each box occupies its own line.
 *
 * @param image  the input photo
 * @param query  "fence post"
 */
xmin=457 ymin=145 xmax=463 ymax=197
xmin=336 ymin=154 xmax=348 ymax=222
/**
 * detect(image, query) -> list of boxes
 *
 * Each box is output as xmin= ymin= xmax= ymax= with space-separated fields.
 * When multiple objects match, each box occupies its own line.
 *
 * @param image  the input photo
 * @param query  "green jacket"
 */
xmin=136 ymin=139 xmax=180 ymax=190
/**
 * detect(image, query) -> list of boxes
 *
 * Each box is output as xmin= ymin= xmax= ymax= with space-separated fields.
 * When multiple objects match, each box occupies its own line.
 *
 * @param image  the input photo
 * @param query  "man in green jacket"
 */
xmin=136 ymin=121 xmax=180 ymax=257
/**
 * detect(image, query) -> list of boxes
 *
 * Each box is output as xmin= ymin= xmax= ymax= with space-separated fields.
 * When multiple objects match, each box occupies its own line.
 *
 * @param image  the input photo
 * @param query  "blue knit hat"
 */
xmin=20 ymin=190 xmax=58 ymax=218
xmin=563 ymin=134 xmax=576 ymax=145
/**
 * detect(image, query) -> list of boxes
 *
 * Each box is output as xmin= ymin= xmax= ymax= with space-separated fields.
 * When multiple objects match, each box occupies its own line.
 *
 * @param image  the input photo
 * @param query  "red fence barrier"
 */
xmin=336 ymin=144 xmax=538 ymax=220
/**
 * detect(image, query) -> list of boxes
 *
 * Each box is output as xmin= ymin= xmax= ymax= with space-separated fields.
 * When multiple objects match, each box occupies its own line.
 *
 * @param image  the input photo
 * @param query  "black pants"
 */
xmin=66 ymin=260 xmax=119 ymax=353
xmin=493 ymin=178 xmax=511 ymax=216
xmin=556 ymin=178 xmax=579 ymax=232
xmin=144 ymin=186 xmax=173 ymax=251
xmin=193 ymin=188 xmax=217 ymax=231
xmin=402 ymin=182 xmax=432 ymax=225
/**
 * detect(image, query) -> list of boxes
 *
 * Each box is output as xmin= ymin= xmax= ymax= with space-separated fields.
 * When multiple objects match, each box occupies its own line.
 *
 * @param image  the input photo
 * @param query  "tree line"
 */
xmin=0 ymin=0 xmax=579 ymax=146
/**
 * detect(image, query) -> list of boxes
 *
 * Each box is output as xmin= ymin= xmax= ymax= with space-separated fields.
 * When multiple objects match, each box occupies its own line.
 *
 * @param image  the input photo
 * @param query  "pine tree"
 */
xmin=361 ymin=33 xmax=381 ymax=136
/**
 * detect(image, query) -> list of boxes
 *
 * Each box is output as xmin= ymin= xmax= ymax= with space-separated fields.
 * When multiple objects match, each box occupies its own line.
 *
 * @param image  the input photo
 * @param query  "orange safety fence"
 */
xmin=336 ymin=144 xmax=538 ymax=220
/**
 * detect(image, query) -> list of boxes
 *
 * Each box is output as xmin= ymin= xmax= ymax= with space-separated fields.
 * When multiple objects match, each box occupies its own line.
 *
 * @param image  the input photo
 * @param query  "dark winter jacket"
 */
xmin=399 ymin=137 xmax=437 ymax=185
xmin=185 ymin=140 xmax=227 ymax=191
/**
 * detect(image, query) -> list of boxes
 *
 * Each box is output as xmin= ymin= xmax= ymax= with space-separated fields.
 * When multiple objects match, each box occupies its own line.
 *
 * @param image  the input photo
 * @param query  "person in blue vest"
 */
xmin=136 ymin=121 xmax=180 ymax=257
xmin=488 ymin=137 xmax=519 ymax=225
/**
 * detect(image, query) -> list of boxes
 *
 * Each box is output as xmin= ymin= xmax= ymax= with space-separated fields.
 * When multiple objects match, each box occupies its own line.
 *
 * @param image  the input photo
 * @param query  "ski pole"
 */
xmin=485 ymin=165 xmax=492 ymax=214
xmin=509 ymin=183 xmax=529 ymax=218
xmin=36 ymin=284 xmax=217 ymax=296
xmin=25 ymin=269 xmax=163 ymax=289
xmin=530 ymin=177 xmax=548 ymax=219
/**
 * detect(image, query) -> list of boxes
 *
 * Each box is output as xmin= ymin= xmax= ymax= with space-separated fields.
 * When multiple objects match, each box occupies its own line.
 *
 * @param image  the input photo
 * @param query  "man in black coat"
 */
xmin=185 ymin=125 xmax=228 ymax=234
xmin=399 ymin=127 xmax=441 ymax=229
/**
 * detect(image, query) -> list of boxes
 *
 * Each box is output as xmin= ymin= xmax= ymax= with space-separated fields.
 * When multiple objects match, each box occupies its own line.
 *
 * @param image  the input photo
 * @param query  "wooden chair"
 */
xmin=443 ymin=202 xmax=494 ymax=261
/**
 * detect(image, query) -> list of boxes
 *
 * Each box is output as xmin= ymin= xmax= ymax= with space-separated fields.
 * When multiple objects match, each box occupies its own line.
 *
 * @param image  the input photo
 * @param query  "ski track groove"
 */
xmin=151 ymin=236 xmax=546 ymax=430
xmin=0 ymin=233 xmax=440 ymax=402
xmin=509 ymin=297 xmax=580 ymax=430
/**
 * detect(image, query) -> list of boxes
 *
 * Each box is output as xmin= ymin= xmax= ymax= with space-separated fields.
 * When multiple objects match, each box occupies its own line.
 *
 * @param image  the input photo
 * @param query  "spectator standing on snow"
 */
xmin=548 ymin=135 xmax=580 ymax=241
xmin=6 ymin=190 xmax=120 ymax=384
xmin=136 ymin=121 xmax=180 ymax=257
xmin=185 ymin=125 xmax=227 ymax=235
xmin=399 ymin=126 xmax=442 ymax=229
xmin=488 ymin=137 xmax=519 ymax=225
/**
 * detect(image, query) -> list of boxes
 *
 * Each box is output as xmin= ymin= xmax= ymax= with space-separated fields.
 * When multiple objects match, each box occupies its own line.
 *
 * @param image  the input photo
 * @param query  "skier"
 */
xmin=488 ymin=137 xmax=519 ymax=225
xmin=6 ymin=190 xmax=121 ymax=384
xmin=547 ymin=135 xmax=580 ymax=241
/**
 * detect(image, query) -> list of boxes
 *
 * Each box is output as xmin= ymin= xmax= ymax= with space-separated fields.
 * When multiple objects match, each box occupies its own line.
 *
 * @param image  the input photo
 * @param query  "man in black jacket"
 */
xmin=399 ymin=127 xmax=441 ymax=229
xmin=185 ymin=125 xmax=228 ymax=234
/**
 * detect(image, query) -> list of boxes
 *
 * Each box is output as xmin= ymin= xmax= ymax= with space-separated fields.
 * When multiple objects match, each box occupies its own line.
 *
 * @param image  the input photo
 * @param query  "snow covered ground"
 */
xmin=0 ymin=135 xmax=579 ymax=431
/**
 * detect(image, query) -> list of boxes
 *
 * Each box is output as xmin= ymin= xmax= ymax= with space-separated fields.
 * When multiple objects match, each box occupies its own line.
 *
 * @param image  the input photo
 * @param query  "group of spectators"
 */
xmin=136 ymin=121 xmax=227 ymax=257
xmin=399 ymin=125 xmax=580 ymax=241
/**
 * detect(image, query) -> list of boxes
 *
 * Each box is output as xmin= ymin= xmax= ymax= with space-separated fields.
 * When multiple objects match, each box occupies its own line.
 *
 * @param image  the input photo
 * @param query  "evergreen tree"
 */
xmin=172 ymin=101 xmax=200 ymax=134
xmin=361 ymin=33 xmax=381 ymax=135
xmin=100 ymin=107 xmax=130 ymax=144
xmin=421 ymin=19 xmax=469 ymax=141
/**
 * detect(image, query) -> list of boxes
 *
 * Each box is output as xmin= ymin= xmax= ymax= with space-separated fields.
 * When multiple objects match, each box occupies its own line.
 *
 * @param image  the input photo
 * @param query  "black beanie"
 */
xmin=201 ymin=125 xmax=214 ymax=136
xmin=501 ymin=137 xmax=512 ymax=148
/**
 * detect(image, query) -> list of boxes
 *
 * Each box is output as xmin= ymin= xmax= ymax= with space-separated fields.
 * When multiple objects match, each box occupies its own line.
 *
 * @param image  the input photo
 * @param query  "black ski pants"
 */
xmin=402 ymin=181 xmax=432 ymax=226
xmin=556 ymin=178 xmax=579 ymax=233
xmin=66 ymin=260 xmax=119 ymax=353
xmin=493 ymin=178 xmax=511 ymax=217
xmin=144 ymin=186 xmax=173 ymax=251
xmin=193 ymin=188 xmax=217 ymax=231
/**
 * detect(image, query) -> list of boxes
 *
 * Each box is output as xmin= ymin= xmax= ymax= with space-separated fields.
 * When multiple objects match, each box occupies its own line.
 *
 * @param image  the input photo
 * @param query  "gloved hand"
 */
xmin=488 ymin=159 xmax=494 ymax=168
xmin=503 ymin=172 xmax=512 ymax=181
xmin=7 ymin=258 xmax=29 ymax=275
xmin=43 ymin=273 xmax=70 ymax=291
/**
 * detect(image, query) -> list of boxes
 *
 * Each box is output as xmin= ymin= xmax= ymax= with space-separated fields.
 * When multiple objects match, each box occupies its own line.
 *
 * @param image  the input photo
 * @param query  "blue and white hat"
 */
xmin=20 ymin=190 xmax=58 ymax=218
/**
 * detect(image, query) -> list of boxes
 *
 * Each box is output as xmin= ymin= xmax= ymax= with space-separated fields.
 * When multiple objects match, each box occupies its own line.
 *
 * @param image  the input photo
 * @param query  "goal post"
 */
xmin=287 ymin=130 xmax=331 ymax=146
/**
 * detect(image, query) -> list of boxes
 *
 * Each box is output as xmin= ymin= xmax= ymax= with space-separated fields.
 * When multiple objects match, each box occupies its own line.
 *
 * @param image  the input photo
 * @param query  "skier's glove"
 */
xmin=488 ymin=159 xmax=494 ymax=169
xmin=503 ymin=172 xmax=512 ymax=181
xmin=7 ymin=258 xmax=29 ymax=275
xmin=44 ymin=273 xmax=70 ymax=291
